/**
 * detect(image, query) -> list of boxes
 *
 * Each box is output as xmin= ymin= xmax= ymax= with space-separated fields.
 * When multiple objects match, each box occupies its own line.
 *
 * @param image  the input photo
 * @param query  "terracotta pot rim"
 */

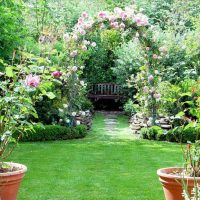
xmin=157 ymin=167 xmax=200 ymax=180
xmin=0 ymin=162 xmax=27 ymax=177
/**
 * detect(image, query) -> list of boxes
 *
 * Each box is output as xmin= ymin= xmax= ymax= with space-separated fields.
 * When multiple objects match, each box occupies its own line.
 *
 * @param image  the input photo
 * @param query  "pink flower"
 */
xmin=79 ymin=29 xmax=86 ymax=35
xmin=51 ymin=71 xmax=62 ymax=77
xmin=148 ymin=75 xmax=154 ymax=81
xmin=98 ymin=11 xmax=107 ymax=19
xmin=70 ymin=50 xmax=78 ymax=57
xmin=108 ymin=15 xmax=117 ymax=22
xmin=134 ymin=13 xmax=149 ymax=26
xmin=91 ymin=42 xmax=96 ymax=47
xmin=120 ymin=11 xmax=128 ymax=21
xmin=81 ymin=12 xmax=88 ymax=18
xmin=111 ymin=22 xmax=119 ymax=29
xmin=25 ymin=74 xmax=40 ymax=88
xmin=78 ymin=17 xmax=84 ymax=25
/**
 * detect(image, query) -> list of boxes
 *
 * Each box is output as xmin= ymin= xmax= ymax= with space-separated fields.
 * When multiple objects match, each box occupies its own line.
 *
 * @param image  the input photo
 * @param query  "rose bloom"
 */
xmin=81 ymin=11 xmax=88 ymax=18
xmin=148 ymin=75 xmax=154 ymax=81
xmin=70 ymin=50 xmax=78 ymax=57
xmin=72 ymin=34 xmax=78 ymax=41
xmin=83 ymin=40 xmax=90 ymax=45
xmin=91 ymin=42 xmax=96 ymax=47
xmin=120 ymin=11 xmax=128 ymax=20
xmin=134 ymin=13 xmax=149 ymax=26
xmin=159 ymin=46 xmax=167 ymax=53
xmin=79 ymin=29 xmax=86 ymax=35
xmin=98 ymin=11 xmax=107 ymax=19
xmin=25 ymin=74 xmax=40 ymax=87
xmin=143 ymin=86 xmax=149 ymax=93
xmin=51 ymin=71 xmax=62 ymax=77
xmin=72 ymin=66 xmax=77 ymax=72
xmin=71 ymin=112 xmax=77 ymax=117
xmin=80 ymin=80 xmax=85 ymax=86
xmin=108 ymin=15 xmax=117 ymax=22
xmin=146 ymin=47 xmax=150 ymax=51
xmin=76 ymin=120 xmax=81 ymax=125
xmin=119 ymin=23 xmax=125 ymax=29
xmin=111 ymin=21 xmax=119 ymax=29
xmin=152 ymin=54 xmax=158 ymax=59
xmin=82 ymin=45 xmax=87 ymax=51
xmin=153 ymin=93 xmax=161 ymax=99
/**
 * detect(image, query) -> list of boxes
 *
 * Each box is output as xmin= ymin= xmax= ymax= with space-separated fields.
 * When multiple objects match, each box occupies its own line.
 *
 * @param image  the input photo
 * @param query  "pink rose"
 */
xmin=25 ymin=74 xmax=40 ymax=88
xmin=81 ymin=12 xmax=88 ymax=19
xmin=51 ymin=71 xmax=62 ymax=77
xmin=108 ymin=15 xmax=117 ymax=22
xmin=98 ymin=11 xmax=107 ymax=19
xmin=120 ymin=11 xmax=128 ymax=21
xmin=79 ymin=29 xmax=86 ymax=35
xmin=111 ymin=21 xmax=119 ymax=29
xmin=134 ymin=13 xmax=149 ymax=26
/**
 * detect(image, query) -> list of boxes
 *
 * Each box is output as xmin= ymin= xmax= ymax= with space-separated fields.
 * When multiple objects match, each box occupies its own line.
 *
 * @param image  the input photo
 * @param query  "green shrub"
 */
xmin=140 ymin=126 xmax=163 ymax=140
xmin=123 ymin=99 xmax=139 ymax=115
xmin=15 ymin=124 xmax=87 ymax=142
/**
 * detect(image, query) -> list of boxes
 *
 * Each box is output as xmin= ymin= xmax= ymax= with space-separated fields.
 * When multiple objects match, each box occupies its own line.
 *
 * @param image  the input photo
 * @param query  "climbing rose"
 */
xmin=70 ymin=50 xmax=78 ymax=57
xmin=76 ymin=120 xmax=81 ymax=125
xmin=111 ymin=21 xmax=119 ymax=29
xmin=143 ymin=86 xmax=149 ymax=93
xmin=148 ymin=75 xmax=154 ymax=81
xmin=153 ymin=93 xmax=161 ymax=99
xmin=79 ymin=29 xmax=86 ymax=35
xmin=71 ymin=112 xmax=76 ymax=117
xmin=119 ymin=23 xmax=125 ymax=29
xmin=51 ymin=71 xmax=62 ymax=77
xmin=98 ymin=11 xmax=107 ymax=19
xmin=82 ymin=45 xmax=87 ymax=51
xmin=81 ymin=11 xmax=88 ymax=18
xmin=91 ymin=42 xmax=96 ymax=47
xmin=25 ymin=74 xmax=40 ymax=88
xmin=72 ymin=66 xmax=77 ymax=72
xmin=134 ymin=13 xmax=149 ymax=26
xmin=159 ymin=46 xmax=167 ymax=53
xmin=120 ymin=11 xmax=128 ymax=20
xmin=152 ymin=54 xmax=158 ymax=59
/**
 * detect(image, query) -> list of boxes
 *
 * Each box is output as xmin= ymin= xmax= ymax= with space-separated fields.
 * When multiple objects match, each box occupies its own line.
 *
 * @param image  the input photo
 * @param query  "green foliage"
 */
xmin=15 ymin=124 xmax=87 ymax=142
xmin=140 ymin=126 xmax=163 ymax=140
xmin=0 ymin=0 xmax=26 ymax=60
xmin=123 ymin=99 xmax=139 ymax=115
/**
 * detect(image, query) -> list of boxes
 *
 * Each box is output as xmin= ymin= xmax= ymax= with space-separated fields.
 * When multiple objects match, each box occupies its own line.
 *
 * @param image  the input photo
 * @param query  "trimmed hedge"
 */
xmin=140 ymin=126 xmax=199 ymax=143
xmin=14 ymin=125 xmax=87 ymax=142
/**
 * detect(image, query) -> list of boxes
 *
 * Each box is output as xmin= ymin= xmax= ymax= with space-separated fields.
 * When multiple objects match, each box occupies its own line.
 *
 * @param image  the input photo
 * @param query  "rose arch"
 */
xmin=62 ymin=6 xmax=168 ymax=126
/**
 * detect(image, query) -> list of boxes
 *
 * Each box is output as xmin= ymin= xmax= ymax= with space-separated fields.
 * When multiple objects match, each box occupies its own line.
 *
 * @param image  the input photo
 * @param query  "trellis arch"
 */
xmin=63 ymin=6 xmax=168 ymax=125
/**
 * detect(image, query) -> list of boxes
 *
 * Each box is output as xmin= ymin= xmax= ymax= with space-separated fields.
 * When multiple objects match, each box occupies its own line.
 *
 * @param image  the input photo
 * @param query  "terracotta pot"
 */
xmin=0 ymin=162 xmax=27 ymax=200
xmin=157 ymin=167 xmax=200 ymax=200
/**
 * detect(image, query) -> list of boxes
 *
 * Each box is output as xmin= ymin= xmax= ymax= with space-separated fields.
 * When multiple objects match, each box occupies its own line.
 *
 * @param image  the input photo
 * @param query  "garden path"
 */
xmin=97 ymin=111 xmax=139 ymax=140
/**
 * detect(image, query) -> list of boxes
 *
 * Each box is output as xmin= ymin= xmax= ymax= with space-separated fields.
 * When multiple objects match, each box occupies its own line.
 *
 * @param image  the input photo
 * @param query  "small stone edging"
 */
xmin=130 ymin=113 xmax=172 ymax=134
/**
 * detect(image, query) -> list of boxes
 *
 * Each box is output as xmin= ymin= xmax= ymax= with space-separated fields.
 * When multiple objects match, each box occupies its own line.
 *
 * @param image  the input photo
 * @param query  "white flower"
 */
xmin=66 ymin=119 xmax=70 ymax=123
xmin=63 ymin=33 xmax=70 ymax=42
xmin=80 ymin=66 xmax=85 ymax=70
xmin=91 ymin=42 xmax=96 ymax=47
xmin=72 ymin=66 xmax=77 ymax=72
xmin=72 ymin=34 xmax=78 ymax=41
xmin=63 ymin=104 xmax=68 ymax=108
xmin=71 ymin=112 xmax=77 ymax=117
xmin=80 ymin=80 xmax=85 ymax=86
xmin=76 ymin=120 xmax=81 ymax=125
xmin=59 ymin=108 xmax=64 ymax=113
xmin=81 ymin=111 xmax=86 ymax=116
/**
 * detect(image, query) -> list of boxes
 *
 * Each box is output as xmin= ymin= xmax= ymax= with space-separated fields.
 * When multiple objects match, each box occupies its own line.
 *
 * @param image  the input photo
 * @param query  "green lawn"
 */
xmin=10 ymin=113 xmax=182 ymax=200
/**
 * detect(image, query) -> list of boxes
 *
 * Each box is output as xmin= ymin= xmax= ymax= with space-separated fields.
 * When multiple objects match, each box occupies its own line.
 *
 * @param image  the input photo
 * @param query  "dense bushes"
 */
xmin=15 ymin=124 xmax=87 ymax=142
xmin=140 ymin=126 xmax=200 ymax=143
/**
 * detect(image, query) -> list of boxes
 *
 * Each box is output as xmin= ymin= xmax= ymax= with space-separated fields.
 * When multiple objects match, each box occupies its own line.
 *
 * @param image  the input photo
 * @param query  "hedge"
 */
xmin=14 ymin=124 xmax=88 ymax=142
xmin=140 ymin=126 xmax=199 ymax=143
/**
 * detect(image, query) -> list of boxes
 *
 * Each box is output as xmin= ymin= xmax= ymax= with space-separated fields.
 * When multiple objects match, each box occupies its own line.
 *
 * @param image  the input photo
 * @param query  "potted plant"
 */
xmin=0 ymin=66 xmax=40 ymax=200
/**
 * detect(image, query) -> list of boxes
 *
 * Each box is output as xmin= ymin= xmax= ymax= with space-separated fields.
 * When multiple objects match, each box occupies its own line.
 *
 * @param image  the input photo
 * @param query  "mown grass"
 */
xmin=9 ymin=113 xmax=182 ymax=200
